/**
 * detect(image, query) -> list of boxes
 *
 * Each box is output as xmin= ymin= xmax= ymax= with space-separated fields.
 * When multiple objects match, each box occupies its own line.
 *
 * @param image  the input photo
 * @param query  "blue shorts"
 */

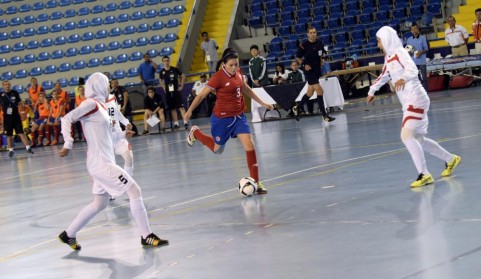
xmin=35 ymin=118 xmax=47 ymax=126
xmin=210 ymin=113 xmax=251 ymax=145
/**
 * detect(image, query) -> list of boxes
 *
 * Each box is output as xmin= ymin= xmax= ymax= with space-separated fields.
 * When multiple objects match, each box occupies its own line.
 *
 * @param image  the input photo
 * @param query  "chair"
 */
xmin=68 ymin=34 xmax=80 ymax=43
xmin=116 ymin=54 xmax=129 ymax=63
xmin=72 ymin=0 xmax=85 ymax=3
xmin=1 ymin=71 xmax=14 ymax=80
xmin=70 ymin=76 xmax=80 ymax=86
xmin=87 ymin=58 xmax=100 ymax=67
xmin=426 ymin=3 xmax=441 ymax=15
xmin=136 ymin=37 xmax=149 ymax=46
xmin=6 ymin=6 xmax=17 ymax=15
xmin=0 ymin=32 xmax=8 ymax=41
xmin=36 ymin=13 xmax=49 ymax=22
xmin=13 ymin=42 xmax=25 ymax=52
xmin=90 ymin=17 xmax=103 ymax=26
xmin=10 ymin=30 xmax=22 ymax=39
xmin=66 ymin=47 xmax=78 ymax=57
xmin=54 ymin=36 xmax=67 ymax=45
xmin=127 ymin=67 xmax=139 ymax=78
xmin=50 ymin=11 xmax=62 ymax=20
xmin=375 ymin=10 xmax=389 ymax=22
xmin=12 ymin=84 xmax=26 ymax=93
xmin=22 ymin=15 xmax=35 ymax=24
xmin=102 ymin=56 xmax=115 ymax=65
xmin=145 ymin=9 xmax=157 ymax=18
xmin=73 ymin=60 xmax=86 ymax=70
xmin=167 ymin=19 xmax=180 ymax=28
xmin=37 ymin=26 xmax=49 ymax=34
xmin=159 ymin=7 xmax=172 ymax=16
xmin=59 ymin=0 xmax=72 ymax=6
xmin=104 ymin=15 xmax=116 ymax=24
xmin=33 ymin=2 xmax=45 ymax=10
xmin=113 ymin=69 xmax=126 ymax=79
xmin=24 ymin=54 xmax=36 ymax=63
xmin=59 ymin=62 xmax=71 ymax=72
xmin=148 ymin=0 xmax=160 ymax=5
xmin=131 ymin=11 xmax=144 ymax=20
xmin=57 ymin=78 xmax=68 ymax=88
xmin=160 ymin=47 xmax=174 ymax=56
xmin=130 ymin=51 xmax=143 ymax=61
xmin=9 ymin=56 xmax=22 ymax=65
xmin=92 ymin=5 xmax=104 ymax=14
xmin=163 ymin=32 xmax=177 ymax=42
xmin=52 ymin=50 xmax=64 ymax=59
xmin=138 ymin=23 xmax=150 ymax=33
xmin=108 ymin=41 xmax=120 ymax=50
xmin=95 ymin=29 xmax=108 ymax=39
xmin=391 ymin=8 xmax=406 ymax=19
xmin=80 ymin=45 xmax=92 ymax=55
xmin=0 ymin=58 xmax=6 ymax=67
xmin=105 ymin=3 xmax=118 ymax=11
xmin=152 ymin=21 xmax=164 ymax=30
xmin=172 ymin=5 xmax=185 ymax=14
xmin=78 ymin=7 xmax=90 ymax=16
xmin=147 ymin=49 xmax=159 ymax=58
xmin=42 ymin=80 xmax=54 ymax=90
xmin=123 ymin=25 xmax=136 ymax=35
xmin=40 ymin=38 xmax=53 ymax=47
xmin=109 ymin=27 xmax=122 ymax=37
xmin=9 ymin=17 xmax=21 ymax=26
xmin=37 ymin=52 xmax=50 ymax=61
xmin=64 ymin=9 xmax=76 ymax=18
xmin=150 ymin=35 xmax=163 ymax=44
xmin=82 ymin=31 xmax=95 ymax=41
xmin=27 ymin=40 xmax=39 ymax=49
xmin=94 ymin=43 xmax=106 ymax=52
xmin=64 ymin=21 xmax=76 ymax=30
xmin=51 ymin=24 xmax=62 ymax=32
xmin=77 ymin=19 xmax=89 ymax=28
xmin=118 ymin=13 xmax=129 ymax=22
xmin=265 ymin=14 xmax=278 ymax=27
xmin=122 ymin=39 xmax=135 ymax=48
xmin=44 ymin=65 xmax=57 ymax=74
xmin=23 ymin=28 xmax=35 ymax=37
xmin=119 ymin=1 xmax=131 ymax=9
xmin=133 ymin=0 xmax=146 ymax=7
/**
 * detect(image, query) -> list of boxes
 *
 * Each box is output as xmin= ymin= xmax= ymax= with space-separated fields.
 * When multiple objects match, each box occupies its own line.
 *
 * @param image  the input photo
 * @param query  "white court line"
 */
xmin=363 ymin=104 xmax=481 ymax=119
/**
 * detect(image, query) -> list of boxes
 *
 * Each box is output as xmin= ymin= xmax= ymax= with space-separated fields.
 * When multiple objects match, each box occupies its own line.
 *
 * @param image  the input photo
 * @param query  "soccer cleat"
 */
xmin=160 ymin=128 xmax=166 ymax=134
xmin=51 ymin=140 xmax=58 ymax=146
xmin=292 ymin=105 xmax=300 ymax=121
xmin=58 ymin=231 xmax=81 ymax=251
xmin=141 ymin=233 xmax=169 ymax=247
xmin=410 ymin=173 xmax=434 ymax=188
xmin=26 ymin=148 xmax=34 ymax=154
xmin=173 ymin=124 xmax=180 ymax=131
xmin=441 ymin=155 xmax=461 ymax=177
xmin=256 ymin=182 xmax=268 ymax=194
xmin=187 ymin=125 xmax=199 ymax=147
xmin=142 ymin=130 xmax=150 ymax=135
xmin=45 ymin=140 xmax=51 ymax=146
xmin=323 ymin=115 xmax=336 ymax=122
xmin=184 ymin=123 xmax=189 ymax=130
xmin=8 ymin=150 xmax=14 ymax=158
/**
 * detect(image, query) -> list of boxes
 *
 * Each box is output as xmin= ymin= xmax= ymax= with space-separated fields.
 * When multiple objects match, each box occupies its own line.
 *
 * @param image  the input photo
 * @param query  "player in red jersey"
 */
xmin=184 ymin=48 xmax=273 ymax=194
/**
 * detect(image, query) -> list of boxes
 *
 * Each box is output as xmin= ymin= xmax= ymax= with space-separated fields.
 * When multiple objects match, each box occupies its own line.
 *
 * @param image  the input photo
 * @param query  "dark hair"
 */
xmin=79 ymin=77 xmax=85 ymax=85
xmin=216 ymin=48 xmax=239 ymax=71
xmin=201 ymin=31 xmax=208 ymax=36
xmin=147 ymin=86 xmax=155 ymax=93
xmin=162 ymin=55 xmax=170 ymax=61
xmin=307 ymin=25 xmax=316 ymax=32
xmin=476 ymin=8 xmax=481 ymax=13
xmin=250 ymin=44 xmax=259 ymax=51
xmin=275 ymin=63 xmax=285 ymax=74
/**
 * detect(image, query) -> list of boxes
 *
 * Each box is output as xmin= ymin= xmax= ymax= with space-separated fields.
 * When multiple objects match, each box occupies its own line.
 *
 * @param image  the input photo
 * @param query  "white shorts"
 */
xmin=402 ymin=103 xmax=429 ymax=135
xmin=114 ymin=138 xmax=131 ymax=155
xmin=91 ymin=164 xmax=134 ymax=198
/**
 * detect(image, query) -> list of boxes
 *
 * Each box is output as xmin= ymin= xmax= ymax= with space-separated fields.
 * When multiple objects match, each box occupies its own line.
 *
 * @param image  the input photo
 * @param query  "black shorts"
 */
xmin=304 ymin=67 xmax=321 ymax=85
xmin=4 ymin=115 xmax=24 ymax=136
xmin=166 ymin=91 xmax=183 ymax=109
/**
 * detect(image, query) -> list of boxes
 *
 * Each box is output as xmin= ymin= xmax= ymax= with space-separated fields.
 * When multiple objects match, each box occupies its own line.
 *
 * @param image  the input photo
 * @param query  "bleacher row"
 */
xmin=0 ymin=0 xmax=186 ymax=94
xmin=246 ymin=0 xmax=442 ymax=64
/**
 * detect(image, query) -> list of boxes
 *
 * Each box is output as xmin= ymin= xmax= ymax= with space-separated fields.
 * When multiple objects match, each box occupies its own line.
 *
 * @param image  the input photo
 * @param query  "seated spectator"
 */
xmin=321 ymin=58 xmax=332 ymax=78
xmin=73 ymin=85 xmax=86 ymax=141
xmin=29 ymin=77 xmax=45 ymax=104
xmin=31 ymin=92 xmax=50 ymax=146
xmin=142 ymin=87 xmax=166 ymax=135
xmin=273 ymin=63 xmax=291 ymax=85
xmin=189 ymin=74 xmax=216 ymax=117
xmin=46 ymin=90 xmax=65 ymax=145
xmin=51 ymin=82 xmax=70 ymax=113
xmin=287 ymin=61 xmax=305 ymax=83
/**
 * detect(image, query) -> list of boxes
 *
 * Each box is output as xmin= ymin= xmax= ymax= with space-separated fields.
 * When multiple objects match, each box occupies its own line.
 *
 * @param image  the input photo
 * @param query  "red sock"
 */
xmin=246 ymin=150 xmax=259 ymax=182
xmin=194 ymin=129 xmax=215 ymax=152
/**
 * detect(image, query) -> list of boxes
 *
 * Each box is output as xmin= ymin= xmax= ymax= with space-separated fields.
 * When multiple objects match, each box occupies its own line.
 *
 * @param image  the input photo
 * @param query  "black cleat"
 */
xmin=323 ymin=115 xmax=336 ymax=122
xmin=59 ymin=231 xmax=81 ymax=251
xmin=141 ymin=233 xmax=169 ymax=247
xmin=26 ymin=148 xmax=34 ymax=154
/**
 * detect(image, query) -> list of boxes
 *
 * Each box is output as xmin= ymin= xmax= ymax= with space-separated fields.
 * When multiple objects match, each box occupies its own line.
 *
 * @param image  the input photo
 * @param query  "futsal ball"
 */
xmin=405 ymin=45 xmax=414 ymax=54
xmin=238 ymin=177 xmax=258 ymax=196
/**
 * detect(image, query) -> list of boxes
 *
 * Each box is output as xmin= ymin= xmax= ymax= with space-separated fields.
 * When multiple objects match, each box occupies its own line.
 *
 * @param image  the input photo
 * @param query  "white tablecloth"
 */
xmin=251 ymin=77 xmax=345 ymax=122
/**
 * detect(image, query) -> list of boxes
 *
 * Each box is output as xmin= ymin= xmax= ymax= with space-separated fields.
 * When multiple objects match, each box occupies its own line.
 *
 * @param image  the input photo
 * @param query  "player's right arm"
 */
xmin=367 ymin=64 xmax=391 ymax=102
xmin=61 ymin=99 xmax=97 ymax=150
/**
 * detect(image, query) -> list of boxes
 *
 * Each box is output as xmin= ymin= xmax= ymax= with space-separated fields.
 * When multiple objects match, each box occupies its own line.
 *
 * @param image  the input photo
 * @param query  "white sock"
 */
xmin=9 ymin=148 xmax=13 ymax=152
xmin=419 ymin=137 xmax=453 ymax=162
xmin=126 ymin=184 xmax=152 ymax=238
xmin=174 ymin=121 xmax=179 ymax=126
xmin=121 ymin=150 xmax=134 ymax=177
xmin=66 ymin=193 xmax=109 ymax=237
xmin=401 ymin=128 xmax=428 ymax=174
xmin=26 ymin=145 xmax=30 ymax=149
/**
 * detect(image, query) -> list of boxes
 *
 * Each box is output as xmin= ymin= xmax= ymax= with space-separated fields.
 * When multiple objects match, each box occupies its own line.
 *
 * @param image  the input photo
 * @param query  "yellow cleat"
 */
xmin=410 ymin=173 xmax=434 ymax=188
xmin=441 ymin=155 xmax=461 ymax=177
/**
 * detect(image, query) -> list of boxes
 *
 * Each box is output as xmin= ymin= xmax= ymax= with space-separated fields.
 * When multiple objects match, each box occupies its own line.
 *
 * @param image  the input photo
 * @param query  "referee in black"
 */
xmin=1 ymin=80 xmax=34 ymax=158
xmin=295 ymin=25 xmax=335 ymax=123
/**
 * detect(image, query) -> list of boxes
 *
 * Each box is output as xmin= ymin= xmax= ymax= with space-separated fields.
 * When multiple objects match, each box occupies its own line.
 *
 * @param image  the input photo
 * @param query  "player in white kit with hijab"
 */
xmin=367 ymin=26 xmax=461 ymax=188
xmin=57 ymin=72 xmax=168 ymax=250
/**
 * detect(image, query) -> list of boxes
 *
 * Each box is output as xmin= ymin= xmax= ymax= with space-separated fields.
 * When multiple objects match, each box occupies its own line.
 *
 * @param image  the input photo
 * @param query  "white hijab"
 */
xmin=84 ymin=72 xmax=109 ymax=102
xmin=376 ymin=26 xmax=403 ymax=56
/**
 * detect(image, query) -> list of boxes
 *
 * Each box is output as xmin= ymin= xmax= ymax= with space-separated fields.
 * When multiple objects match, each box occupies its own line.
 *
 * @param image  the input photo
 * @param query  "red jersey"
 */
xmin=207 ymin=67 xmax=245 ymax=118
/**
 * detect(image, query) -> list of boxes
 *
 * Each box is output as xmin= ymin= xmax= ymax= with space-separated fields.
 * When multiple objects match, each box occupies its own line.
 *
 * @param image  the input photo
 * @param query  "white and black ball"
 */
xmin=238 ymin=177 xmax=258 ymax=196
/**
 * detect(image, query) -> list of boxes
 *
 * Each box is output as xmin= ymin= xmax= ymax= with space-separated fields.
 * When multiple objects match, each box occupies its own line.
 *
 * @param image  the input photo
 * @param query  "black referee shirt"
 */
xmin=296 ymin=39 xmax=326 ymax=68
xmin=0 ymin=90 xmax=21 ymax=117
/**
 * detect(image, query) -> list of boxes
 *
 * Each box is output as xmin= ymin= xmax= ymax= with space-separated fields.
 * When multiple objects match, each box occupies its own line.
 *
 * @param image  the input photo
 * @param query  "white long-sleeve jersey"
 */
xmin=368 ymin=48 xmax=428 ymax=110
xmin=105 ymin=94 xmax=130 ymax=133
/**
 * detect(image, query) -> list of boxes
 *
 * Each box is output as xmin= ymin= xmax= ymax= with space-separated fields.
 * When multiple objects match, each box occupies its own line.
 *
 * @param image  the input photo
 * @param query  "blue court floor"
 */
xmin=1 ymin=86 xmax=481 ymax=279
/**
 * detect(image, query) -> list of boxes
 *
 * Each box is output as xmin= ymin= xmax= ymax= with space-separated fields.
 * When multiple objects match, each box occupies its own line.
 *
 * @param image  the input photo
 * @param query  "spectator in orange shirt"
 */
xmin=473 ymin=8 xmax=481 ymax=54
xmin=46 ymin=90 xmax=65 ymax=145
xmin=28 ymin=77 xmax=45 ymax=105
xmin=73 ymin=85 xmax=86 ymax=141
xmin=31 ymin=92 xmax=51 ymax=146
xmin=52 ymin=82 xmax=70 ymax=112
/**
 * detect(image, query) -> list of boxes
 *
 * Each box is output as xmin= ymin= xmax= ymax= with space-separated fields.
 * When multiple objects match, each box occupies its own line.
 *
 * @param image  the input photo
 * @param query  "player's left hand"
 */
xmin=59 ymin=148 xmax=69 ymax=157
xmin=125 ymin=130 xmax=135 ymax=139
xmin=366 ymin=95 xmax=375 ymax=103
xmin=126 ymin=123 xmax=132 ymax=130
xmin=394 ymin=79 xmax=406 ymax=91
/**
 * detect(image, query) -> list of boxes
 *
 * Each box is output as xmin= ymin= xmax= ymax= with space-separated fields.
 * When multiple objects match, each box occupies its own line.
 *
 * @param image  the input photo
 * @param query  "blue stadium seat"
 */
xmin=96 ymin=29 xmax=108 ymax=39
xmin=92 ymin=5 xmax=104 ymax=14
xmin=69 ymin=76 xmax=80 ymax=86
xmin=50 ymin=11 xmax=62 ymax=20
xmin=127 ymin=67 xmax=139 ymax=77
xmin=30 ymin=67 xmax=43 ymax=77
xmin=119 ymin=0 xmax=131 ymax=9
xmin=37 ymin=52 xmax=50 ymax=61
xmin=73 ymin=60 xmax=86 ymax=70
xmin=90 ymin=17 xmax=103 ymax=26
xmin=391 ymin=8 xmax=406 ymax=19
xmin=160 ymin=0 xmax=172 ymax=2
xmin=159 ymin=7 xmax=172 ymax=16
xmin=150 ymin=35 xmax=163 ymax=44
xmin=23 ymin=54 xmax=36 ymax=63
xmin=1 ymin=71 xmax=13 ymax=80
xmin=9 ymin=17 xmax=21 ymax=26
xmin=130 ymin=51 xmax=143 ymax=61
xmin=68 ymin=34 xmax=80 ymax=43
xmin=112 ymin=69 xmax=126 ymax=79
xmin=166 ymin=19 xmax=180 ymax=28
xmin=145 ymin=9 xmax=157 ymax=18
xmin=152 ymin=21 xmax=164 ymax=30
xmin=172 ymin=5 xmax=185 ymax=14
xmin=123 ymin=25 xmax=136 ymax=35
xmin=109 ymin=27 xmax=122 ymax=37
xmin=80 ymin=45 xmax=92 ymax=55
xmin=59 ymin=0 xmax=71 ymax=6
xmin=102 ymin=56 xmax=115 ymax=65
xmin=122 ymin=39 xmax=134 ymax=48
xmin=0 ymin=19 xmax=6 ymax=28
xmin=138 ymin=23 xmax=150 ymax=33
xmin=64 ymin=21 xmax=76 ymax=30
xmin=37 ymin=25 xmax=49 ymax=35
xmin=160 ymin=46 xmax=174 ymax=56
xmin=72 ymin=0 xmax=85 ymax=4
xmin=343 ymin=12 xmax=357 ymax=27
xmin=265 ymin=14 xmax=278 ymax=27
xmin=116 ymin=53 xmax=129 ymax=63
xmin=87 ymin=58 xmax=100 ymax=67
xmin=42 ymin=80 xmax=54 ymax=90
xmin=94 ymin=43 xmax=106 ymax=52
xmin=51 ymin=24 xmax=62 ymax=32
xmin=131 ymin=11 xmax=143 ymax=20
xmin=37 ymin=13 xmax=49 ymax=22
xmin=117 ymin=13 xmax=129 ymax=22
xmin=23 ymin=28 xmax=35 ymax=37
xmin=104 ymin=15 xmax=116 ymax=24
xmin=77 ymin=19 xmax=89 ymax=28
xmin=78 ymin=7 xmax=90 ymax=16
xmin=59 ymin=62 xmax=71 ymax=72
xmin=421 ymin=12 xmax=434 ymax=26
xmin=0 ymin=58 xmax=7 ymax=67
xmin=82 ymin=31 xmax=95 ymax=41
xmin=106 ymin=3 xmax=118 ymax=11
xmin=52 ymin=50 xmax=64 ymax=59
xmin=375 ymin=10 xmax=389 ymax=22
xmin=12 ymin=84 xmax=25 ymax=93
xmin=133 ymin=0 xmax=146 ymax=7
xmin=13 ymin=42 xmax=25 ymax=52
xmin=64 ymin=9 xmax=76 ymax=18
xmin=6 ymin=6 xmax=17 ymax=15
xmin=108 ymin=41 xmax=120 ymax=50
xmin=147 ymin=49 xmax=159 ymax=58
xmin=136 ymin=37 xmax=149 ymax=46
xmin=163 ymin=32 xmax=177 ymax=42
xmin=22 ymin=15 xmax=35 ymax=24
xmin=426 ymin=3 xmax=441 ymax=15
xmin=55 ymin=36 xmax=67 ymax=45
xmin=148 ymin=0 xmax=160 ymax=5
xmin=0 ymin=32 xmax=8 ymax=41
xmin=9 ymin=56 xmax=22 ymax=65
xmin=66 ymin=47 xmax=78 ymax=57
xmin=33 ymin=2 xmax=45 ymax=10
xmin=27 ymin=40 xmax=39 ymax=49
xmin=44 ymin=65 xmax=57 ymax=74
xmin=10 ymin=30 xmax=22 ymax=39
